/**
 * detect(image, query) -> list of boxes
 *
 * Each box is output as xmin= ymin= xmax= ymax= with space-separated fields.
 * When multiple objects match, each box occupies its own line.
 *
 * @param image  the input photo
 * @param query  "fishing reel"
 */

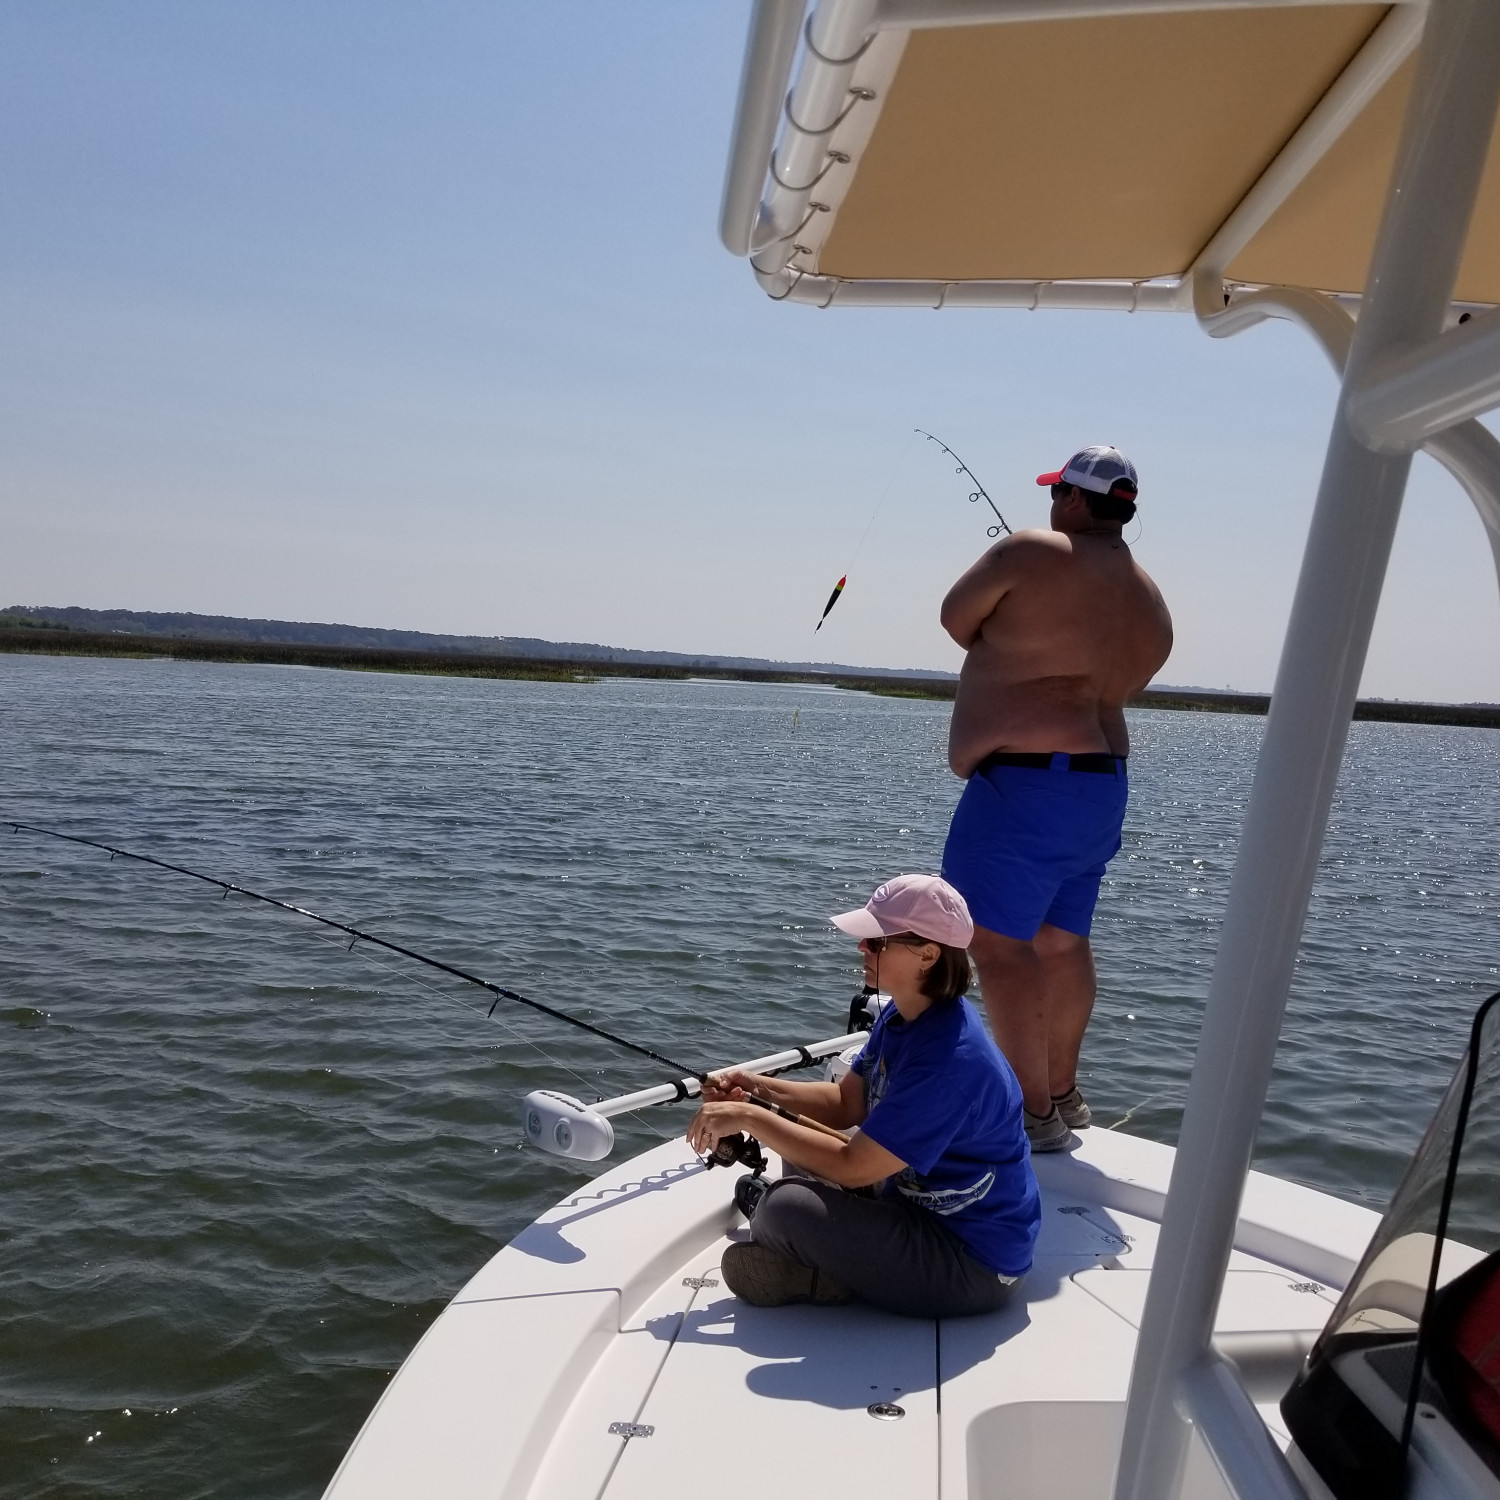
xmin=847 ymin=985 xmax=886 ymax=1033
xmin=702 ymin=1131 xmax=768 ymax=1174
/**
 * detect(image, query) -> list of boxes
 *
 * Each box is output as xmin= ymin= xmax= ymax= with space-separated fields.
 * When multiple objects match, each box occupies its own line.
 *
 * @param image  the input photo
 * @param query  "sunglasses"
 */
xmin=864 ymin=934 xmax=933 ymax=954
xmin=1053 ymin=480 xmax=1136 ymax=502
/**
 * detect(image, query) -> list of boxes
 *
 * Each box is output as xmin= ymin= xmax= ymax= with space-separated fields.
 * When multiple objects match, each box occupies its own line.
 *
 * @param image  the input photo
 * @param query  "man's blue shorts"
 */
xmin=941 ymin=755 xmax=1128 ymax=941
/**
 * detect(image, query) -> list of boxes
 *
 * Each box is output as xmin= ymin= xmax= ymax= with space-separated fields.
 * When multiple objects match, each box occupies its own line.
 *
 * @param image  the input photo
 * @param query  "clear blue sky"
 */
xmin=1 ymin=2 xmax=1496 ymax=701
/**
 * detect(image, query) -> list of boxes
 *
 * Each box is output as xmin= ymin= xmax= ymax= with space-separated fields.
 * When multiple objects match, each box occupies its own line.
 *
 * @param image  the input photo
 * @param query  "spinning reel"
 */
xmin=702 ymin=1131 xmax=768 ymax=1174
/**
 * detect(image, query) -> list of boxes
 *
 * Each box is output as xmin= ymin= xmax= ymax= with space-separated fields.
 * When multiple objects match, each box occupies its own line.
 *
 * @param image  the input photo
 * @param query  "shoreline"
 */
xmin=3 ymin=627 xmax=1497 ymax=727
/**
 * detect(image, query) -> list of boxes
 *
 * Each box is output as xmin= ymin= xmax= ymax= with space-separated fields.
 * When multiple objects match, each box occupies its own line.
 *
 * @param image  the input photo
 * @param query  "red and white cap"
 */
xmin=831 ymin=874 xmax=974 ymax=949
xmin=1037 ymin=445 xmax=1139 ymax=500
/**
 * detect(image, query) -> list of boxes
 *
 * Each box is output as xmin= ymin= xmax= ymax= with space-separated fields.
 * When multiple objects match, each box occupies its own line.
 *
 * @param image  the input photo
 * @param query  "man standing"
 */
xmin=939 ymin=447 xmax=1172 ymax=1151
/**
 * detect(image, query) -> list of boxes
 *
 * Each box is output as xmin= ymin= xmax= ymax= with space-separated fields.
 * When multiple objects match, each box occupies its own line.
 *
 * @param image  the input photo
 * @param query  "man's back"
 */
xmin=942 ymin=527 xmax=1172 ymax=773
xmin=939 ymin=452 xmax=1173 ymax=1140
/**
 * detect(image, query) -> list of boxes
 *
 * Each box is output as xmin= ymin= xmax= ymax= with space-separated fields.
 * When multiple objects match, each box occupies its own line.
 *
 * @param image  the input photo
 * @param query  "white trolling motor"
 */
xmin=520 ymin=1002 xmax=886 ymax=1163
xmin=522 ymin=1091 xmax=616 ymax=1161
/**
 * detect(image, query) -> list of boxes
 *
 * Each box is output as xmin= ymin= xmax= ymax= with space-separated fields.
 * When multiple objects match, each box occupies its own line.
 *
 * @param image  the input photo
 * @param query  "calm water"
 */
xmin=2 ymin=654 xmax=1498 ymax=1497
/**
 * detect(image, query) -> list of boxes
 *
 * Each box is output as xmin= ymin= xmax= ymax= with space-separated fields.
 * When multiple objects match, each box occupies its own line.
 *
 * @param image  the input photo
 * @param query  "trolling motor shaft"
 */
xmin=521 ymin=1012 xmax=881 ymax=1163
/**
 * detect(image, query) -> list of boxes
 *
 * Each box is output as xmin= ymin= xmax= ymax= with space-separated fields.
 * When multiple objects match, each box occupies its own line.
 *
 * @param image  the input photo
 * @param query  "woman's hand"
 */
xmin=699 ymin=1069 xmax=760 ymax=1103
xmin=687 ymin=1101 xmax=750 ymax=1156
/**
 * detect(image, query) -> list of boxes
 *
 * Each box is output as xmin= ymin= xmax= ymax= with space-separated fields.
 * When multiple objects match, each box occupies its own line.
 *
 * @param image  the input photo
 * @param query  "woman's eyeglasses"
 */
xmin=865 ymin=934 xmax=932 ymax=954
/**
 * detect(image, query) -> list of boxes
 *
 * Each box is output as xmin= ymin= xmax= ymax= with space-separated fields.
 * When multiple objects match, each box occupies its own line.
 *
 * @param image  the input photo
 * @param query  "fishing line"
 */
xmin=845 ymin=435 xmax=914 ymax=572
xmin=1106 ymin=1092 xmax=1166 ymax=1132
xmin=813 ymin=436 xmax=915 ymax=632
xmin=10 ymin=822 xmax=708 ymax=1082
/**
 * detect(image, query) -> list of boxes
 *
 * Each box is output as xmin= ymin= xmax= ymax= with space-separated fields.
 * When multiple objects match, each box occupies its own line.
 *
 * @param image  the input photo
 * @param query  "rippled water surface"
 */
xmin=2 ymin=654 xmax=1498 ymax=1497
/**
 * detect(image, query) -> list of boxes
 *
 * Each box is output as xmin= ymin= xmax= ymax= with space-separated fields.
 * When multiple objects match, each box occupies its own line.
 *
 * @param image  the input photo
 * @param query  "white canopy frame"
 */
xmin=1118 ymin=3 xmax=1500 ymax=1494
xmin=1199 ymin=287 xmax=1500 ymax=657
xmin=719 ymin=3 xmax=1500 ymax=1498
xmin=722 ymin=0 xmax=1436 ymax=299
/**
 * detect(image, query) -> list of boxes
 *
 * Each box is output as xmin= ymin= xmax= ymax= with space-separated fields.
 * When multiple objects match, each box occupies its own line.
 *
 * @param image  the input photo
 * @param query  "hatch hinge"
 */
xmin=608 ymin=1422 xmax=655 ymax=1440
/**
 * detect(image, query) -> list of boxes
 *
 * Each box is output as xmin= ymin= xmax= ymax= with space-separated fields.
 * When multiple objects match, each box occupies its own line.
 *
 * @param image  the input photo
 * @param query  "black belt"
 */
xmin=976 ymin=751 xmax=1126 ymax=776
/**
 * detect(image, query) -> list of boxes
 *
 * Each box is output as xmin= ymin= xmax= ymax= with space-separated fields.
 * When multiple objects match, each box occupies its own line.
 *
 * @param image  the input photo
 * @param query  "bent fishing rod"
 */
xmin=9 ymin=822 xmax=859 ymax=1147
xmin=916 ymin=428 xmax=1013 ymax=538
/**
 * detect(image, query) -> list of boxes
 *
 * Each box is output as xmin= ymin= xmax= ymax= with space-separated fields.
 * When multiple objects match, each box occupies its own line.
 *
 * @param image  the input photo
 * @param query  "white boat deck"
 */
xmin=323 ymin=1128 xmax=1379 ymax=1500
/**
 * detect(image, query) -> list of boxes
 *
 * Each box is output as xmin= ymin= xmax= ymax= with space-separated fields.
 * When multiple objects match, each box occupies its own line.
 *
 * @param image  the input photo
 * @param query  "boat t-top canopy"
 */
xmin=723 ymin=0 xmax=1500 ymax=320
xmin=723 ymin=5 xmax=1500 ymax=1500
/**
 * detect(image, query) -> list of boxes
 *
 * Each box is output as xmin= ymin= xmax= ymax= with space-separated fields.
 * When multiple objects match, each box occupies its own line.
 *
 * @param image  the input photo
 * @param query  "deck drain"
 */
xmin=867 ymin=1402 xmax=905 ymax=1420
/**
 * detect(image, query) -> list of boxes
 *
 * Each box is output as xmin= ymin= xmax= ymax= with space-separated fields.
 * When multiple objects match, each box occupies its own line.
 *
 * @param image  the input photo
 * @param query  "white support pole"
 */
xmin=750 ymin=0 xmax=880 ymax=274
xmin=1199 ymin=285 xmax=1355 ymax=364
xmin=720 ymin=0 xmax=809 ymax=257
xmin=1112 ymin=4 xmax=1500 ymax=1498
xmin=1183 ymin=1357 xmax=1305 ymax=1500
xmin=1426 ymin=423 xmax=1500 ymax=625
xmin=1347 ymin=306 xmax=1500 ymax=452
xmin=749 ymin=266 xmax=1186 ymax=309
xmin=1201 ymin=288 xmax=1500 ymax=615
xmin=878 ymin=0 xmax=1402 ymax=26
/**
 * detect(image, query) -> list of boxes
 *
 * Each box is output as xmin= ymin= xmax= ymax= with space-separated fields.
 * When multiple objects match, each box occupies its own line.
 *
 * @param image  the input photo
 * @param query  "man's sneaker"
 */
xmin=734 ymin=1173 xmax=769 ymax=1220
xmin=1051 ymin=1086 xmax=1092 ymax=1130
xmin=722 ymin=1242 xmax=851 ymax=1307
xmin=1024 ymin=1105 xmax=1072 ymax=1153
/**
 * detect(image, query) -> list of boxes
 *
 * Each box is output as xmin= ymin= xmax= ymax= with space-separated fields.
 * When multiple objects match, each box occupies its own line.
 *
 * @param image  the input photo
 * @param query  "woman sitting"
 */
xmin=687 ymin=873 xmax=1040 ymax=1319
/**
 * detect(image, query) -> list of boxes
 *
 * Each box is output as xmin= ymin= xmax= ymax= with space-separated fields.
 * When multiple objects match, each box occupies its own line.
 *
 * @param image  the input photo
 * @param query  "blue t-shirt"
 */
xmin=852 ymin=997 xmax=1040 ymax=1276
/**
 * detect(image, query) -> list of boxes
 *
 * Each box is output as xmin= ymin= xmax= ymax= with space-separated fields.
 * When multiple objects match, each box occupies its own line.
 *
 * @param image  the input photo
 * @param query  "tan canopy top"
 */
xmin=740 ymin=2 xmax=1500 ymax=306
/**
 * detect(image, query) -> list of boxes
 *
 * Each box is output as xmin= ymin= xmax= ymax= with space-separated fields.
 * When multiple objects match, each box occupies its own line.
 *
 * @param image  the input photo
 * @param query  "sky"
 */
xmin=0 ymin=2 xmax=1497 ymax=702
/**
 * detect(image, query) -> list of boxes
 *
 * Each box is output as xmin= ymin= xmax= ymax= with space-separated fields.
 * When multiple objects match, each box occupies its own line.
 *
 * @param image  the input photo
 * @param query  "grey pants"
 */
xmin=750 ymin=1175 xmax=1020 ymax=1319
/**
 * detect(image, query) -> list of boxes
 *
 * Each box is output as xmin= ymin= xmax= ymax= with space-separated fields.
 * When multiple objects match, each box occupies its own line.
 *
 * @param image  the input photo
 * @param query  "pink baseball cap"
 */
xmin=831 ymin=874 xmax=974 ymax=949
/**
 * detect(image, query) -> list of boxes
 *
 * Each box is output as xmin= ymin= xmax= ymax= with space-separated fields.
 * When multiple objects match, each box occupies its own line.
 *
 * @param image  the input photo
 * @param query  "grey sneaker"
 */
xmin=1052 ymin=1086 xmax=1092 ymax=1130
xmin=722 ymin=1242 xmax=851 ymax=1307
xmin=1024 ymin=1105 xmax=1072 ymax=1153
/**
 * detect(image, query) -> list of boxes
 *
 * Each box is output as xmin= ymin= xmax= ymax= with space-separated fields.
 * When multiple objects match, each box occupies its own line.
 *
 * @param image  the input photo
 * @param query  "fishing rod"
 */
xmin=916 ymin=428 xmax=1013 ymax=537
xmin=742 ymin=1092 xmax=847 ymax=1141
xmin=8 ymin=821 xmax=703 ymax=1080
xmin=11 ymin=821 xmax=874 ymax=1167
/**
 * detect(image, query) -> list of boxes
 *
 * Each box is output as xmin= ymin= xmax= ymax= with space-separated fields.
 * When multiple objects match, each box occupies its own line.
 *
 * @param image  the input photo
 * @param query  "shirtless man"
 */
xmin=939 ymin=446 xmax=1172 ymax=1151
